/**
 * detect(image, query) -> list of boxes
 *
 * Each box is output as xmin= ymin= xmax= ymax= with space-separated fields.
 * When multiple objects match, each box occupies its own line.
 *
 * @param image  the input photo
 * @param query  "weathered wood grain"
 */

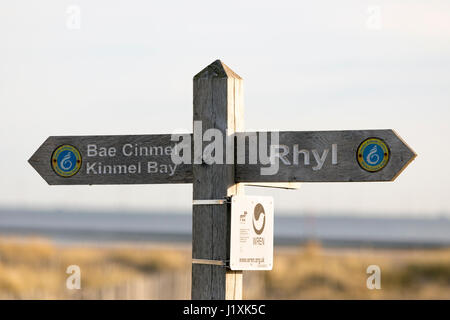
xmin=234 ymin=130 xmax=416 ymax=182
xmin=29 ymin=129 xmax=416 ymax=185
xmin=191 ymin=60 xmax=243 ymax=300
xmin=28 ymin=134 xmax=192 ymax=185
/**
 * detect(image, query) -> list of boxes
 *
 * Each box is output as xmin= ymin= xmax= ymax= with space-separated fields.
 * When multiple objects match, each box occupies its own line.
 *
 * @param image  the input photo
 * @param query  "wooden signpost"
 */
xmin=29 ymin=60 xmax=416 ymax=300
xmin=29 ymin=130 xmax=415 ymax=185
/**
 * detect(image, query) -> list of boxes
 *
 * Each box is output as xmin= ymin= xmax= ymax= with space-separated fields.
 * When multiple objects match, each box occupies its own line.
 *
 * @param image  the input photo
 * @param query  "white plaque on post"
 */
xmin=230 ymin=195 xmax=274 ymax=270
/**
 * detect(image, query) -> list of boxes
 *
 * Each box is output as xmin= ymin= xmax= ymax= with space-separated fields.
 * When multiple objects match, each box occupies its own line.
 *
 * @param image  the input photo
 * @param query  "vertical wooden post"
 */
xmin=191 ymin=60 xmax=244 ymax=300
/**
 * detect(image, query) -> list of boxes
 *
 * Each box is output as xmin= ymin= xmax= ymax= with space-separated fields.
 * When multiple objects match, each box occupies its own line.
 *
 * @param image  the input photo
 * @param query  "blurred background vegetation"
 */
xmin=0 ymin=237 xmax=448 ymax=299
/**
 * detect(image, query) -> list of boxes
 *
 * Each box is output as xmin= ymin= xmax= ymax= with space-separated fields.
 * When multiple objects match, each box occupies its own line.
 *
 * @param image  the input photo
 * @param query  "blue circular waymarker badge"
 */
xmin=357 ymin=138 xmax=389 ymax=172
xmin=51 ymin=145 xmax=82 ymax=177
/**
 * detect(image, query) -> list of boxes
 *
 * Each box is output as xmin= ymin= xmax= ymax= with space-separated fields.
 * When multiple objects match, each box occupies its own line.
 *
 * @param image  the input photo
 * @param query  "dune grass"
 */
xmin=0 ymin=237 xmax=448 ymax=299
xmin=253 ymin=241 xmax=450 ymax=299
xmin=0 ymin=237 xmax=189 ymax=299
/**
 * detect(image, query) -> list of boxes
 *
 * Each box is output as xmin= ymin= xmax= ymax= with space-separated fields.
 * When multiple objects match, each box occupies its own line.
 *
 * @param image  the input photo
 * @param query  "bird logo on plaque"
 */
xmin=51 ymin=145 xmax=82 ymax=177
xmin=357 ymin=138 xmax=390 ymax=172
xmin=252 ymin=203 xmax=266 ymax=235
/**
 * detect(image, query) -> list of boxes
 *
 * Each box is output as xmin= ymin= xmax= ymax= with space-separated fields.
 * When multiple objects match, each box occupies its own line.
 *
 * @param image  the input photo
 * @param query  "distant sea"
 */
xmin=0 ymin=208 xmax=449 ymax=248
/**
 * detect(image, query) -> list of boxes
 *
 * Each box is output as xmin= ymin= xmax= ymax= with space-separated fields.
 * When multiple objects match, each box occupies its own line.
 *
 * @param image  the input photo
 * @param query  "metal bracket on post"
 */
xmin=192 ymin=197 xmax=231 ymax=206
xmin=192 ymin=195 xmax=232 ymax=269
xmin=192 ymin=258 xmax=230 ymax=268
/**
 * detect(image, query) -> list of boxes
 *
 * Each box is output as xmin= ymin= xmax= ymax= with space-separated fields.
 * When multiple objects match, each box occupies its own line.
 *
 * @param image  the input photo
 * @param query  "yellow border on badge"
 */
xmin=51 ymin=145 xmax=82 ymax=177
xmin=357 ymin=138 xmax=389 ymax=172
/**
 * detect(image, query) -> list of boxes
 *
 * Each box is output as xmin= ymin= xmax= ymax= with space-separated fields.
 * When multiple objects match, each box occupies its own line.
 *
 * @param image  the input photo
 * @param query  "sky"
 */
xmin=1 ymin=0 xmax=449 ymax=217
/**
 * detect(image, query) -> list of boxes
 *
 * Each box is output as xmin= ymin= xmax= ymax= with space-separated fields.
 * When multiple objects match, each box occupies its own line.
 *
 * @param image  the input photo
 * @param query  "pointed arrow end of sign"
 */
xmin=390 ymin=129 xmax=417 ymax=181
xmin=28 ymin=148 xmax=40 ymax=171
xmin=28 ymin=137 xmax=54 ymax=185
xmin=194 ymin=60 xmax=242 ymax=80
